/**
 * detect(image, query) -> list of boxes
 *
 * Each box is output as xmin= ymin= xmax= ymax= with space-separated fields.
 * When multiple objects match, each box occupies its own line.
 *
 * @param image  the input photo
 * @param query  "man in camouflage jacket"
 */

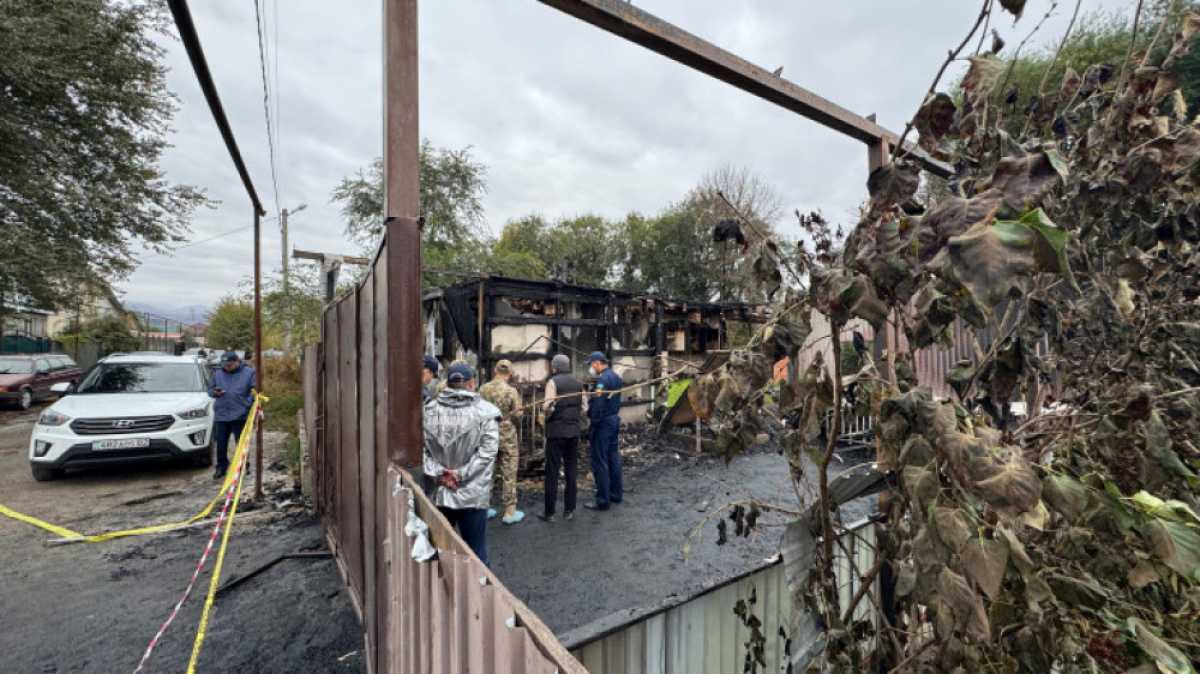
xmin=478 ymin=359 xmax=525 ymax=524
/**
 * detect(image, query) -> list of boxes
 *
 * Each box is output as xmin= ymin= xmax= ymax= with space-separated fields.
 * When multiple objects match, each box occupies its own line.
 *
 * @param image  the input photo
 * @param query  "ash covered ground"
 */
xmin=0 ymin=411 xmax=364 ymax=674
xmin=488 ymin=424 xmax=874 ymax=638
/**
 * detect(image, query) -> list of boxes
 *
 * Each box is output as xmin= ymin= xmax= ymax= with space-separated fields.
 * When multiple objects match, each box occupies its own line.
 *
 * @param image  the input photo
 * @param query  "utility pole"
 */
xmin=281 ymin=208 xmax=288 ymax=293
xmin=280 ymin=203 xmax=307 ymax=295
xmin=292 ymin=248 xmax=370 ymax=302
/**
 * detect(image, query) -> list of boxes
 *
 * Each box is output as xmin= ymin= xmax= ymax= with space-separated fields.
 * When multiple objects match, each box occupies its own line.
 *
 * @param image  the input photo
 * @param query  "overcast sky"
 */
xmin=119 ymin=0 xmax=1133 ymax=312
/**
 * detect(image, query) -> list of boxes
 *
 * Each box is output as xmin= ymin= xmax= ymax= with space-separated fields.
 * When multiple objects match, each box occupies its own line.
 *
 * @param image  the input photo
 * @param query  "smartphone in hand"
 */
xmin=213 ymin=387 xmax=225 ymax=398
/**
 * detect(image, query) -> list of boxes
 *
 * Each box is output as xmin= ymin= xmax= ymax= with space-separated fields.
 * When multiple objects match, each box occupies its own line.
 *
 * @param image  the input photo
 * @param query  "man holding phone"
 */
xmin=208 ymin=351 xmax=257 ymax=480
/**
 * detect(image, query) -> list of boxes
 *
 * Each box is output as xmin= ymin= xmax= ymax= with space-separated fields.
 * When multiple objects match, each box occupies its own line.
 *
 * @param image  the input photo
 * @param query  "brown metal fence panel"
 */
xmin=322 ymin=308 xmax=340 ymax=527
xmin=386 ymin=467 xmax=583 ymax=674
xmin=306 ymin=233 xmax=583 ymax=673
xmin=372 ymin=247 xmax=391 ymax=673
xmin=337 ymin=297 xmax=364 ymax=608
xmin=302 ymin=344 xmax=320 ymax=495
xmin=357 ymin=275 xmax=379 ymax=666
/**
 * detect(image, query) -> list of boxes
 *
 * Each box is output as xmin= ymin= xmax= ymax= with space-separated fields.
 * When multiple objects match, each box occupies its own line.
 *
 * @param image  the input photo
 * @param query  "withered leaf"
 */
xmin=1127 ymin=560 xmax=1160 ymax=589
xmin=961 ymin=537 xmax=1009 ymax=599
xmin=938 ymin=568 xmax=991 ymax=642
xmin=1147 ymin=519 xmax=1200 ymax=581
xmin=972 ymin=451 xmax=1042 ymax=516
xmin=962 ymin=55 xmax=1005 ymax=97
xmin=987 ymin=151 xmax=1068 ymax=212
xmin=914 ymin=93 xmax=957 ymax=150
xmin=918 ymin=190 xmax=1002 ymax=262
xmin=828 ymin=272 xmax=888 ymax=330
xmin=1129 ymin=617 xmax=1193 ymax=674
xmin=904 ymin=464 xmax=939 ymax=514
xmin=990 ymin=29 xmax=1005 ymax=55
xmin=867 ymin=160 xmax=919 ymax=209
xmin=934 ymin=209 xmax=1074 ymax=312
xmin=999 ymin=0 xmax=1025 ymax=20
xmin=1042 ymin=474 xmax=1090 ymax=521
xmin=998 ymin=522 xmax=1036 ymax=575
xmin=934 ymin=506 xmax=973 ymax=552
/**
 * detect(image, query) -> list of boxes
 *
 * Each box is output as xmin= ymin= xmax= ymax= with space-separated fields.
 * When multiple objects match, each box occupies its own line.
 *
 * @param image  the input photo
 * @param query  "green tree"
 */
xmin=58 ymin=315 xmax=140 ymax=354
xmin=490 ymin=213 xmax=621 ymax=287
xmin=262 ymin=267 xmax=323 ymax=348
xmin=331 ymin=140 xmax=488 ymax=285
xmin=619 ymin=165 xmax=786 ymax=302
xmin=981 ymin=2 xmax=1200 ymax=136
xmin=545 ymin=214 xmax=620 ymax=286
xmin=0 ymin=0 xmax=206 ymax=327
xmin=206 ymin=298 xmax=255 ymax=352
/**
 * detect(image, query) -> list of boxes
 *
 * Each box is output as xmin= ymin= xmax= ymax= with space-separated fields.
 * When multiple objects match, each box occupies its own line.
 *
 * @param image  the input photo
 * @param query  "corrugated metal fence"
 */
xmin=306 ymin=233 xmax=585 ymax=674
xmin=565 ymin=519 xmax=879 ymax=673
xmin=795 ymin=306 xmax=1047 ymax=401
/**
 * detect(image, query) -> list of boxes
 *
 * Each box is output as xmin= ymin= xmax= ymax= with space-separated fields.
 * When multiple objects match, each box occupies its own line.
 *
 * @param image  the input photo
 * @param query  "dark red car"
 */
xmin=0 ymin=354 xmax=84 ymax=410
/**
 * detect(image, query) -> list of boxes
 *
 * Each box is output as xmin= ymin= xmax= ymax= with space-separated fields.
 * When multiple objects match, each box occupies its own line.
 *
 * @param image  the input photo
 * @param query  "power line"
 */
xmin=272 ymin=0 xmax=281 ymax=202
xmin=253 ymin=0 xmax=281 ymax=220
xmin=170 ymin=224 xmax=254 ymax=252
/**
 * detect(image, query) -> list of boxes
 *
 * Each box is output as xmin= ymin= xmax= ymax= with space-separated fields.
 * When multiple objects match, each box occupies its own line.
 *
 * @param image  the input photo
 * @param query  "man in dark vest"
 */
xmin=539 ymin=354 xmax=584 ymax=522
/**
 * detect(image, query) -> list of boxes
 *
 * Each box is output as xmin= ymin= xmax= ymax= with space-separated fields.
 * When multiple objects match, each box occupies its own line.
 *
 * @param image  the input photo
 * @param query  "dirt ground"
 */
xmin=488 ymin=427 xmax=874 ymax=640
xmin=0 ymin=404 xmax=364 ymax=674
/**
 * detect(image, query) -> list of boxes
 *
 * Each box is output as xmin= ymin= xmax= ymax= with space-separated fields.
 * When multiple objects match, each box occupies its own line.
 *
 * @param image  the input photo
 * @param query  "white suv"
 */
xmin=28 ymin=354 xmax=214 ymax=481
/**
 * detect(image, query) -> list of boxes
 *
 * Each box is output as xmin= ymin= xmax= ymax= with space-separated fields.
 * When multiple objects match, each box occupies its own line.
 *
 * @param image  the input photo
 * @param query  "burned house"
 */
xmin=421 ymin=276 xmax=769 ymax=466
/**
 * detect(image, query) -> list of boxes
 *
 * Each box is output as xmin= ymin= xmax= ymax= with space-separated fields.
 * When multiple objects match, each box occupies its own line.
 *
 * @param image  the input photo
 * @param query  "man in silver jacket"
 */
xmin=422 ymin=362 xmax=500 ymax=565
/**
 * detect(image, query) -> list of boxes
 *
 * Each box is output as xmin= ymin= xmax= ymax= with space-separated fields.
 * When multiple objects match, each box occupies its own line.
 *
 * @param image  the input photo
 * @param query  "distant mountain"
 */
xmin=125 ymin=302 xmax=212 ymax=325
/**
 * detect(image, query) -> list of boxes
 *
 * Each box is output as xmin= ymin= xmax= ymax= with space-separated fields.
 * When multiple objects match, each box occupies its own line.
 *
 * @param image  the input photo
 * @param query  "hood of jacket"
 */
xmin=434 ymin=387 xmax=479 ymax=408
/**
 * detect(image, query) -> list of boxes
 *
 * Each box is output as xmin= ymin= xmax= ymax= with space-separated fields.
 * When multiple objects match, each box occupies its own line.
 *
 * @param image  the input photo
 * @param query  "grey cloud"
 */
xmin=120 ymin=0 xmax=1133 ymax=309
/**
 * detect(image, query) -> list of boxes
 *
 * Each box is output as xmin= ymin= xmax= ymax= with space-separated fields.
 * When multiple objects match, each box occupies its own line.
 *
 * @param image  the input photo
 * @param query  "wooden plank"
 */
xmin=356 ymin=278 xmax=377 ymax=671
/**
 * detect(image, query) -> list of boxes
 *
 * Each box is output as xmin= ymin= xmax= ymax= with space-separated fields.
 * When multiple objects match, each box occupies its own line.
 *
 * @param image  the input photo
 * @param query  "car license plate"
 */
xmin=93 ymin=438 xmax=150 ymax=450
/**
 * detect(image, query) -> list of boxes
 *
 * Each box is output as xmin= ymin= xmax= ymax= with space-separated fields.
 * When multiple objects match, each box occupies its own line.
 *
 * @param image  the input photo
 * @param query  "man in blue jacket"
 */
xmin=209 ymin=351 xmax=257 ymax=480
xmin=583 ymin=351 xmax=623 ymax=511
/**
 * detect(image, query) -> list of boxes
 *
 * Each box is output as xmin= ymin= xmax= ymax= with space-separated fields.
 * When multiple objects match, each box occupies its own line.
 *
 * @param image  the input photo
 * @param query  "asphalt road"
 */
xmin=0 ymin=405 xmax=364 ymax=674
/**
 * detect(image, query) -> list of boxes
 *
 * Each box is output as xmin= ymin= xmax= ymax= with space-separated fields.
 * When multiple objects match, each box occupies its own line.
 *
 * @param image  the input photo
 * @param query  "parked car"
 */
xmin=28 ymin=353 xmax=214 ymax=481
xmin=0 ymin=354 xmax=84 ymax=411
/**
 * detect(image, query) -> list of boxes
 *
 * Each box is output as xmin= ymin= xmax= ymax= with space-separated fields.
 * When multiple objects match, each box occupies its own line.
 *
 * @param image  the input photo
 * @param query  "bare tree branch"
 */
xmin=1118 ymin=0 xmax=1147 ymax=87
xmin=894 ymin=0 xmax=994 ymax=160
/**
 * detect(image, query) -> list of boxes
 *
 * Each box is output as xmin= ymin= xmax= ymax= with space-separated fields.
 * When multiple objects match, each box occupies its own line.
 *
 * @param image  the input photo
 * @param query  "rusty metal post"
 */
xmin=254 ymin=207 xmax=265 ymax=499
xmin=867 ymin=139 xmax=891 ymax=377
xmin=384 ymin=0 xmax=421 ymax=468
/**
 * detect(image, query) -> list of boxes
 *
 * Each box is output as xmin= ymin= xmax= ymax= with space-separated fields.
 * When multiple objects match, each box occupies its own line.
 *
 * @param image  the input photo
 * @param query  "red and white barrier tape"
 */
xmin=131 ymin=449 xmax=248 ymax=673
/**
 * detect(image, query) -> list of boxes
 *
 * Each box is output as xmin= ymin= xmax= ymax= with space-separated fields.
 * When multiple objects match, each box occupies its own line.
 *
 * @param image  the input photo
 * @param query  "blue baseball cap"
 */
xmin=447 ymin=362 xmax=474 ymax=383
xmin=221 ymin=351 xmax=240 ymax=363
xmin=584 ymin=351 xmax=608 ymax=364
xmin=422 ymin=355 xmax=439 ymax=375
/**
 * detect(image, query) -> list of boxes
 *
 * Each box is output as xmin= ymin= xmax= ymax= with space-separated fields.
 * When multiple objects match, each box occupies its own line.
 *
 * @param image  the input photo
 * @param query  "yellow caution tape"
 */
xmin=186 ymin=415 xmax=252 ymax=674
xmin=0 ymin=395 xmax=267 ymax=544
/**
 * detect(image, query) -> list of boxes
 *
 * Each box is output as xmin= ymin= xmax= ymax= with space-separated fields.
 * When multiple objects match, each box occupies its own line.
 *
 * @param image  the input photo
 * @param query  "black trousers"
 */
xmin=213 ymin=416 xmax=247 ymax=472
xmin=544 ymin=436 xmax=578 ymax=516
